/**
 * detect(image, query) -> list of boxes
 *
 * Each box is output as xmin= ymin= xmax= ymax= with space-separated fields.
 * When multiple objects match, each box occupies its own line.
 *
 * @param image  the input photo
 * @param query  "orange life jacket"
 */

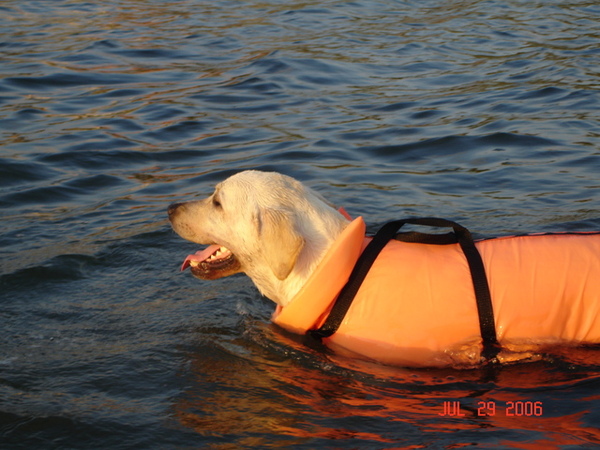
xmin=272 ymin=217 xmax=600 ymax=367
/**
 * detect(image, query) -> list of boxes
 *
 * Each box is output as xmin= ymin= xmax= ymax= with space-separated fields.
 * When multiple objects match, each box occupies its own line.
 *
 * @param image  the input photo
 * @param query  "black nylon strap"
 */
xmin=308 ymin=217 xmax=501 ymax=362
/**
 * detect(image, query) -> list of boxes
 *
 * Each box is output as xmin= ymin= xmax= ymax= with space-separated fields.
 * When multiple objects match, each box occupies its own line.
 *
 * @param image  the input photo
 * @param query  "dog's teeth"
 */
xmin=199 ymin=247 xmax=229 ymax=264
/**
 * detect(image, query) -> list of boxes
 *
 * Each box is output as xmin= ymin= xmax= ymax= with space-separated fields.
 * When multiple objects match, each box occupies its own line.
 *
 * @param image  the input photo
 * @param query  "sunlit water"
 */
xmin=1 ymin=0 xmax=600 ymax=448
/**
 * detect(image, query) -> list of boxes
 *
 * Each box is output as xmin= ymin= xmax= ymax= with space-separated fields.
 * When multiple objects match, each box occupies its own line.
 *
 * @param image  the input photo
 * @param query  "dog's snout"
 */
xmin=168 ymin=202 xmax=185 ymax=219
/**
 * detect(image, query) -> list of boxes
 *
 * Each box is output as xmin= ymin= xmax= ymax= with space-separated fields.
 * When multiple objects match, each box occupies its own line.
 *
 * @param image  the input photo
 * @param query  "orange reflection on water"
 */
xmin=174 ymin=332 xmax=600 ymax=447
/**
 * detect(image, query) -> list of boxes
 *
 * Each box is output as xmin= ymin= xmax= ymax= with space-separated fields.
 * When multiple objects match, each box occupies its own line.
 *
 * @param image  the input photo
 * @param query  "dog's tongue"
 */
xmin=180 ymin=245 xmax=221 ymax=271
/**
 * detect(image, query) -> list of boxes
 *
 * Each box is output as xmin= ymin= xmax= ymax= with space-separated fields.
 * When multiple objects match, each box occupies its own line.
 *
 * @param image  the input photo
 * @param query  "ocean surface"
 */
xmin=1 ymin=0 xmax=600 ymax=448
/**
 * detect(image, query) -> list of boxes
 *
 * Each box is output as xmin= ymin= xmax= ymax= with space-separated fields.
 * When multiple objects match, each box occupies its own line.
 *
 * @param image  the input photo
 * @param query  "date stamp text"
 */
xmin=439 ymin=400 xmax=544 ymax=417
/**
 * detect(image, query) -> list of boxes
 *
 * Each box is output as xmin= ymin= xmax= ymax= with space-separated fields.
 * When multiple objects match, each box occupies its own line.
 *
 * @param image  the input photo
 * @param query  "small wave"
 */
xmin=0 ymin=158 xmax=60 ymax=188
xmin=1 ymin=254 xmax=100 ymax=290
xmin=38 ymin=149 xmax=149 ymax=170
xmin=366 ymin=132 xmax=560 ymax=162
xmin=0 ymin=174 xmax=127 ymax=209
xmin=5 ymin=72 xmax=138 ymax=91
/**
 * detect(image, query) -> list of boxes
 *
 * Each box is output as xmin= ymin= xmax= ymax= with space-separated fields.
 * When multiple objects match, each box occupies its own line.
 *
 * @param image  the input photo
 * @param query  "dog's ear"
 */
xmin=257 ymin=208 xmax=304 ymax=280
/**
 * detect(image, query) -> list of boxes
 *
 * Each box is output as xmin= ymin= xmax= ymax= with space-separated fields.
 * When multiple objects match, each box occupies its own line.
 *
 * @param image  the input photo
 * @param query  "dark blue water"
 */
xmin=2 ymin=0 xmax=600 ymax=448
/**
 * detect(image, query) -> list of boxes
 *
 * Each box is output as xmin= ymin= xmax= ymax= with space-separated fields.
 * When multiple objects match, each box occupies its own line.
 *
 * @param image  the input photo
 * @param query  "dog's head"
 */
xmin=168 ymin=170 xmax=313 ymax=283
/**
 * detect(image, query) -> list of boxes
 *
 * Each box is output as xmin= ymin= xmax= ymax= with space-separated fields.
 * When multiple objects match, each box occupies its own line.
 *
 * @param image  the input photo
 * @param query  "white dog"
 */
xmin=168 ymin=171 xmax=350 ymax=306
xmin=169 ymin=170 xmax=600 ymax=367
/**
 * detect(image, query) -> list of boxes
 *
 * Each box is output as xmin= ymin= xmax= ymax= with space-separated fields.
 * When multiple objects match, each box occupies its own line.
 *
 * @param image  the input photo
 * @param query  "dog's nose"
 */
xmin=167 ymin=202 xmax=184 ymax=219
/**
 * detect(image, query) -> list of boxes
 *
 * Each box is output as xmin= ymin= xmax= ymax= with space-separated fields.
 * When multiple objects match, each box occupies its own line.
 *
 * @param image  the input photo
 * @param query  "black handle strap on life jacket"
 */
xmin=308 ymin=217 xmax=501 ymax=363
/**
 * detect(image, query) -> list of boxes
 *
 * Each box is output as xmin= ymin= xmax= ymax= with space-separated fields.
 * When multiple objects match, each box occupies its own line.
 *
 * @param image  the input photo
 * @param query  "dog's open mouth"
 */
xmin=180 ymin=245 xmax=241 ymax=280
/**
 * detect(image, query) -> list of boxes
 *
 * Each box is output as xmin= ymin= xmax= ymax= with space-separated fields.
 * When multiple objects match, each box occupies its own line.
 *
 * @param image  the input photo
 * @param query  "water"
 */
xmin=1 ymin=0 xmax=600 ymax=447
